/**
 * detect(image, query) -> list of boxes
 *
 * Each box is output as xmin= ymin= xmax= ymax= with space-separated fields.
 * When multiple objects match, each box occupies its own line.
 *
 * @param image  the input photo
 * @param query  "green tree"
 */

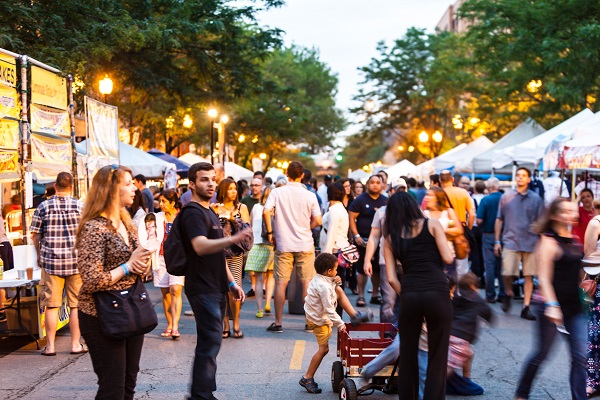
xmin=231 ymin=46 xmax=347 ymax=169
xmin=459 ymin=0 xmax=600 ymax=128
xmin=0 ymin=0 xmax=284 ymax=152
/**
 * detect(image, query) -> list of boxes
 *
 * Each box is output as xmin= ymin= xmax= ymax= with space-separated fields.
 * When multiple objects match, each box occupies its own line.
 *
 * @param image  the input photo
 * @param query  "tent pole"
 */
xmin=67 ymin=75 xmax=79 ymax=198
xmin=18 ymin=56 xmax=30 ymax=245
xmin=573 ymin=169 xmax=577 ymax=201
xmin=511 ymin=162 xmax=517 ymax=190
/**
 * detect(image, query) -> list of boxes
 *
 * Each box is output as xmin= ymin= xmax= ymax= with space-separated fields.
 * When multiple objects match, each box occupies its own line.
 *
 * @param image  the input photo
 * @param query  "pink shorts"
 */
xmin=447 ymin=335 xmax=474 ymax=370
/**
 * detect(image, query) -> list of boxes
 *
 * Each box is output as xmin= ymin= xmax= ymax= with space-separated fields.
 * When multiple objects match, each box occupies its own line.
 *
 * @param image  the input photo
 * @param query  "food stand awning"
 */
xmin=384 ymin=159 xmax=417 ymax=183
xmin=147 ymin=149 xmax=189 ymax=178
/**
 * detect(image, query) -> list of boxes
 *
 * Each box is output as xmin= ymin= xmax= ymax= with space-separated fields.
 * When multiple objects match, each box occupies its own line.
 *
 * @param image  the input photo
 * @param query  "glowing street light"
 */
xmin=408 ymin=146 xmax=415 ymax=152
xmin=397 ymin=145 xmax=404 ymax=151
xmin=99 ymin=75 xmax=113 ymax=103
xmin=259 ymin=153 xmax=267 ymax=160
xmin=432 ymin=130 xmax=443 ymax=143
xmin=238 ymin=134 xmax=246 ymax=143
xmin=183 ymin=114 xmax=193 ymax=129
xmin=419 ymin=131 xmax=429 ymax=143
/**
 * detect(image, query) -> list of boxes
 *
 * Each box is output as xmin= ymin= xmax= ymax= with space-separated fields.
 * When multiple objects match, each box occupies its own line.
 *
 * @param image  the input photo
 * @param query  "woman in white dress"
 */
xmin=424 ymin=186 xmax=462 ymax=280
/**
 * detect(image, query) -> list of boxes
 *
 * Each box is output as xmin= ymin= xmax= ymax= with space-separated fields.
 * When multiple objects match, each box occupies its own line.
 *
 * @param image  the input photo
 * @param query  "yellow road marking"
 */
xmin=289 ymin=340 xmax=306 ymax=370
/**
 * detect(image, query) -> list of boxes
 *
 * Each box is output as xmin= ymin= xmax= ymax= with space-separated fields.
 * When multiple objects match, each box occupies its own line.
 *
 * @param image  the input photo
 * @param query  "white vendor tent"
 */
xmin=76 ymin=140 xmax=176 ymax=179
xmin=416 ymin=143 xmax=467 ymax=179
xmin=384 ymin=160 xmax=417 ymax=182
xmin=224 ymin=161 xmax=254 ymax=181
xmin=265 ymin=167 xmax=285 ymax=181
xmin=557 ymin=126 xmax=600 ymax=170
xmin=541 ymin=112 xmax=600 ymax=171
xmin=492 ymin=108 xmax=595 ymax=170
xmin=178 ymin=152 xmax=209 ymax=165
xmin=456 ymin=118 xmax=546 ymax=174
xmin=348 ymin=169 xmax=370 ymax=182
xmin=433 ymin=136 xmax=493 ymax=172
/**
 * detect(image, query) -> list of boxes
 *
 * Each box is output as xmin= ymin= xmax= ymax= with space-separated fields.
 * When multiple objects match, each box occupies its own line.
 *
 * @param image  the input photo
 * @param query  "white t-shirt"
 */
xmin=543 ymin=176 xmax=569 ymax=206
xmin=250 ymin=204 xmax=267 ymax=245
xmin=319 ymin=202 xmax=350 ymax=253
xmin=304 ymin=274 xmax=344 ymax=328
xmin=264 ymin=182 xmax=321 ymax=253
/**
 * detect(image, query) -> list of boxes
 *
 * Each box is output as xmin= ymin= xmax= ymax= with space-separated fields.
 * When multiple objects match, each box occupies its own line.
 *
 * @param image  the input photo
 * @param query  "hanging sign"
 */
xmin=30 ymin=103 xmax=70 ymax=138
xmin=31 ymin=65 xmax=67 ymax=110
xmin=85 ymin=96 xmax=119 ymax=162
xmin=0 ymin=118 xmax=19 ymax=150
xmin=0 ymin=53 xmax=17 ymax=88
xmin=30 ymin=132 xmax=72 ymax=181
xmin=0 ymin=149 xmax=18 ymax=173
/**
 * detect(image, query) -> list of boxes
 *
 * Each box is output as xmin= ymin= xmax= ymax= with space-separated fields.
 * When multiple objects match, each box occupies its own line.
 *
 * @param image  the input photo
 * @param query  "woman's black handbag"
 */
xmin=93 ymin=277 xmax=158 ymax=340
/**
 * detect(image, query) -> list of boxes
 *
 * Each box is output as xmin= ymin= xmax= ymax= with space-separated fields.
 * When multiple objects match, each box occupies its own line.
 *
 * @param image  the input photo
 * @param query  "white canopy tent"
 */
xmin=416 ymin=143 xmax=467 ymax=179
xmin=384 ymin=159 xmax=417 ymax=183
xmin=265 ymin=167 xmax=285 ymax=181
xmin=224 ymin=161 xmax=254 ymax=181
xmin=433 ymin=136 xmax=494 ymax=172
xmin=348 ymin=169 xmax=370 ymax=182
xmin=492 ymin=109 xmax=595 ymax=170
xmin=178 ymin=152 xmax=208 ymax=165
xmin=76 ymin=140 xmax=176 ymax=179
xmin=456 ymin=118 xmax=546 ymax=174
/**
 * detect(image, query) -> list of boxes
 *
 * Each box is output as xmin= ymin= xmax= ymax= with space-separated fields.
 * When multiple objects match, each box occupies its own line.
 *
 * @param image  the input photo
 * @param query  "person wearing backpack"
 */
xmin=167 ymin=162 xmax=252 ymax=400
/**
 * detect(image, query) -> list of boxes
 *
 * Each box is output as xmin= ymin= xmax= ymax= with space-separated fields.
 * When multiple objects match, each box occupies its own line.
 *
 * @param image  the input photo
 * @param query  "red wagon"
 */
xmin=331 ymin=322 xmax=398 ymax=399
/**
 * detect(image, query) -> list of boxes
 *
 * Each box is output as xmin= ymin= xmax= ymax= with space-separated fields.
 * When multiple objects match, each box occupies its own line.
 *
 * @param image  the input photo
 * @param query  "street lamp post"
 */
xmin=418 ymin=130 xmax=443 ymax=159
xmin=208 ymin=108 xmax=218 ymax=164
xmin=99 ymin=75 xmax=113 ymax=104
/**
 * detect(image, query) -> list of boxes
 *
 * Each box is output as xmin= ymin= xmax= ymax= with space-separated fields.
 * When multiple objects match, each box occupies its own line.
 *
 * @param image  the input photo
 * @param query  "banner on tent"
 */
xmin=0 ymin=83 xmax=19 ymax=120
xmin=0 ymin=54 xmax=17 ymax=88
xmin=31 ymin=65 xmax=67 ymax=110
xmin=85 ymin=96 xmax=119 ymax=162
xmin=0 ymin=149 xmax=18 ymax=173
xmin=30 ymin=132 xmax=72 ymax=180
xmin=0 ymin=119 xmax=19 ymax=150
xmin=30 ymin=104 xmax=70 ymax=138
xmin=559 ymin=146 xmax=600 ymax=169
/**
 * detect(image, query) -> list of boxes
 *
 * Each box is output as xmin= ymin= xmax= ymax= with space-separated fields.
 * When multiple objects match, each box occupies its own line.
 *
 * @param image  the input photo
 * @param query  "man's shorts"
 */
xmin=40 ymin=269 xmax=82 ymax=308
xmin=355 ymin=245 xmax=380 ymax=276
xmin=306 ymin=321 xmax=332 ymax=346
xmin=447 ymin=335 xmax=474 ymax=370
xmin=274 ymin=249 xmax=316 ymax=282
xmin=502 ymin=249 xmax=536 ymax=277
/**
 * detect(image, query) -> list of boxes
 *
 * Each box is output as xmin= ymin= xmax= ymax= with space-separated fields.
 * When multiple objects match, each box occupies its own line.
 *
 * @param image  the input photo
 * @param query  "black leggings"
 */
xmin=79 ymin=311 xmax=145 ymax=400
xmin=397 ymin=290 xmax=452 ymax=400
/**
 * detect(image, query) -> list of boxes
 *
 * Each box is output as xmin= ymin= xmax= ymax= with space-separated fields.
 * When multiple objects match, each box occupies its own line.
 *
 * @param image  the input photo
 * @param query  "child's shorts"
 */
xmin=447 ymin=335 xmax=474 ymax=370
xmin=307 ymin=322 xmax=332 ymax=346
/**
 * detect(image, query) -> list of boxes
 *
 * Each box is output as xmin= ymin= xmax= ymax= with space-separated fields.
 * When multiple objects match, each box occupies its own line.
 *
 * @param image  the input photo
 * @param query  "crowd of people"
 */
xmin=4 ymin=159 xmax=600 ymax=400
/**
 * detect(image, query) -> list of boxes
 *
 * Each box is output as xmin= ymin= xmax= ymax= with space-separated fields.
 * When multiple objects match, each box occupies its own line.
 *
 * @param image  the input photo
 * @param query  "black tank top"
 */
xmin=549 ymin=231 xmax=583 ymax=318
xmin=395 ymin=219 xmax=449 ymax=293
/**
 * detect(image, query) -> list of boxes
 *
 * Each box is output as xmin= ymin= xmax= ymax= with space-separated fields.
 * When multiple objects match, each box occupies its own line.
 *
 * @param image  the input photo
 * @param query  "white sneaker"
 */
xmin=184 ymin=310 xmax=194 ymax=316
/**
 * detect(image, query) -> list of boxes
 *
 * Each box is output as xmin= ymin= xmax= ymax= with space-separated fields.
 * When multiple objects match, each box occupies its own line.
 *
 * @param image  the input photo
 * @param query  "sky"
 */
xmin=256 ymin=0 xmax=454 ymax=142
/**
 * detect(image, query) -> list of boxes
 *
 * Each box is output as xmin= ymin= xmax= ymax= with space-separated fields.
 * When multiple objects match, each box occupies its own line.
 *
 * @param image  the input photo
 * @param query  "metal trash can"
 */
xmin=287 ymin=265 xmax=305 ymax=315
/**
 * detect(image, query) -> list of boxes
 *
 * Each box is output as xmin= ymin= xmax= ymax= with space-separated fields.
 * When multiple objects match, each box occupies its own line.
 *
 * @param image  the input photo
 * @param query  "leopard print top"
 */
xmin=77 ymin=216 xmax=139 ymax=317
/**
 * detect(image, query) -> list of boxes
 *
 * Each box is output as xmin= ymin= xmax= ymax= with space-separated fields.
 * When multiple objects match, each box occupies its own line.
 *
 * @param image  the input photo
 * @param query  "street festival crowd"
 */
xmin=3 ymin=160 xmax=600 ymax=399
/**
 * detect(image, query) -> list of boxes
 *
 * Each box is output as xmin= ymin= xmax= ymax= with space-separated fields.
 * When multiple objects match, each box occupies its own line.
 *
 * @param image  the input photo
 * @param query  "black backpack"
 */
xmin=164 ymin=202 xmax=202 ymax=276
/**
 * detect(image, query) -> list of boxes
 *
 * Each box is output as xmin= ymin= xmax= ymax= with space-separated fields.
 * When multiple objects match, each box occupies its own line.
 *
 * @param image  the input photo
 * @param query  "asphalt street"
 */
xmin=0 ymin=281 xmax=574 ymax=400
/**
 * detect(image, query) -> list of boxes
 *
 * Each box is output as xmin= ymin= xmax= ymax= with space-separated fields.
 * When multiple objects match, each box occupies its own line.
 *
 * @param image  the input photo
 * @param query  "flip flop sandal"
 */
xmin=161 ymin=329 xmax=172 ymax=338
xmin=70 ymin=344 xmax=89 ymax=354
xmin=41 ymin=347 xmax=56 ymax=356
xmin=171 ymin=329 xmax=181 ymax=339
xmin=233 ymin=330 xmax=244 ymax=339
xmin=222 ymin=330 xmax=231 ymax=338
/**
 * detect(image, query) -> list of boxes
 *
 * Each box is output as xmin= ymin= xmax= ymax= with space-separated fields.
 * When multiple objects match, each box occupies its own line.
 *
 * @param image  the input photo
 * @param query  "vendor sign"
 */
xmin=0 ymin=118 xmax=19 ymax=150
xmin=0 ymin=149 xmax=18 ymax=173
xmin=31 ymin=65 xmax=67 ymax=111
xmin=0 ymin=84 xmax=19 ymax=120
xmin=0 ymin=53 xmax=17 ymax=88
xmin=85 ymin=96 xmax=119 ymax=163
xmin=559 ymin=145 xmax=600 ymax=169
xmin=30 ymin=103 xmax=70 ymax=138
xmin=30 ymin=132 xmax=72 ymax=181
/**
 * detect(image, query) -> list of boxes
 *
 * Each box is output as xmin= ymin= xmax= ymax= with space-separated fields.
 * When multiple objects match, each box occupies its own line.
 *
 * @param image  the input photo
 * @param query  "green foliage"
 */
xmin=0 ymin=0 xmax=283 ymax=152
xmin=231 ymin=46 xmax=347 ymax=169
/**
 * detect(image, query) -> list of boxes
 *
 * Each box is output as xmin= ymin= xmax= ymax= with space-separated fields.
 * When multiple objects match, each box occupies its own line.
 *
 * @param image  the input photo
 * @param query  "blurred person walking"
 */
xmin=76 ymin=165 xmax=152 ymax=399
xmin=515 ymin=198 xmax=586 ymax=400
xmin=383 ymin=192 xmax=454 ymax=399
xmin=584 ymin=201 xmax=600 ymax=397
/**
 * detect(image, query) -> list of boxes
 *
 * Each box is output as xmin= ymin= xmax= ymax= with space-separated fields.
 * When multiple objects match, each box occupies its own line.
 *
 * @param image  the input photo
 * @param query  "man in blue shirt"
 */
xmin=494 ymin=167 xmax=544 ymax=321
xmin=476 ymin=177 xmax=505 ymax=303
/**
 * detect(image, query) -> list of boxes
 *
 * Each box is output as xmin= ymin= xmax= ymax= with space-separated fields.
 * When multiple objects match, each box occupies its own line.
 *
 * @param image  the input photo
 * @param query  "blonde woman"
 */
xmin=245 ymin=186 xmax=275 ymax=318
xmin=76 ymin=165 xmax=151 ymax=399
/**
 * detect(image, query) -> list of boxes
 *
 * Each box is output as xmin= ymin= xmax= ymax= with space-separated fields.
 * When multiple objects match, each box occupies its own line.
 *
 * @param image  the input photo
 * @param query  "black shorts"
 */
xmin=0 ymin=241 xmax=14 ymax=271
xmin=355 ymin=245 xmax=380 ymax=275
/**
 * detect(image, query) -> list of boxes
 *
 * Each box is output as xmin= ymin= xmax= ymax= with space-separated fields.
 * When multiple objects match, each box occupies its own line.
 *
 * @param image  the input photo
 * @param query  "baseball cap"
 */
xmin=392 ymin=178 xmax=407 ymax=190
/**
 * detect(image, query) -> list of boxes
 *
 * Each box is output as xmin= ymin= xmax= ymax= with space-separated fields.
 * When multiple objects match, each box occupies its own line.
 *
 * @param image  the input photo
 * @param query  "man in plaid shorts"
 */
xmin=30 ymin=172 xmax=86 ymax=356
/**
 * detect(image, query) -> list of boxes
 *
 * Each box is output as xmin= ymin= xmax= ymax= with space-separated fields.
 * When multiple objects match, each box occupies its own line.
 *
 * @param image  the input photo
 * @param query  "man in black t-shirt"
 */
xmin=348 ymin=175 xmax=388 ymax=307
xmin=182 ymin=162 xmax=252 ymax=400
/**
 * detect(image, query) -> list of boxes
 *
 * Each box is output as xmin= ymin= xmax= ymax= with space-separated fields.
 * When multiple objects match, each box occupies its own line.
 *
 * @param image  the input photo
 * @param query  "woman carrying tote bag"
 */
xmin=76 ymin=165 xmax=152 ymax=400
